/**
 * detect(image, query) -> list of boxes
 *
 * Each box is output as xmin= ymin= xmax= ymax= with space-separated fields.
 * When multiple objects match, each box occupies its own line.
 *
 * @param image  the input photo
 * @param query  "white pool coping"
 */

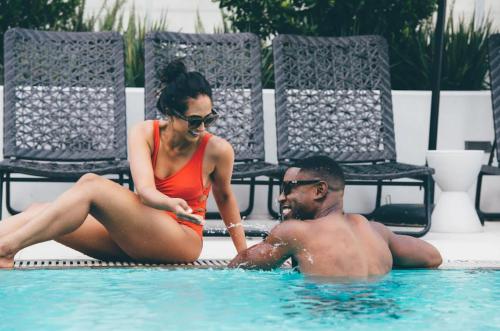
xmin=12 ymin=221 xmax=500 ymax=269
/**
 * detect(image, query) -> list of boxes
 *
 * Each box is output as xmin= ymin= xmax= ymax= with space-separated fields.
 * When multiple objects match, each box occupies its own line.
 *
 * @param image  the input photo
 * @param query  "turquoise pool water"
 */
xmin=1 ymin=268 xmax=499 ymax=331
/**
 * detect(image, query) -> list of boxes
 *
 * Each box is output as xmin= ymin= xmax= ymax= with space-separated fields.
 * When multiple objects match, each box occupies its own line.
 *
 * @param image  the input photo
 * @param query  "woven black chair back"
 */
xmin=3 ymin=28 xmax=127 ymax=162
xmin=144 ymin=32 xmax=265 ymax=162
xmin=489 ymin=34 xmax=500 ymax=162
xmin=273 ymin=34 xmax=396 ymax=163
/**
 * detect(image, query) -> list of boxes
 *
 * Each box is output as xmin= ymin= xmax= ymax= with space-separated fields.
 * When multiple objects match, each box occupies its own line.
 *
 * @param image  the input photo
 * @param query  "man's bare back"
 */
xmin=281 ymin=214 xmax=393 ymax=277
xmin=229 ymin=156 xmax=442 ymax=278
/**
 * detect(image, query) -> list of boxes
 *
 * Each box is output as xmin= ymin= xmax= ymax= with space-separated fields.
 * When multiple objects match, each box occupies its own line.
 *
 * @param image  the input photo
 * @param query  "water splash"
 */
xmin=303 ymin=248 xmax=314 ymax=264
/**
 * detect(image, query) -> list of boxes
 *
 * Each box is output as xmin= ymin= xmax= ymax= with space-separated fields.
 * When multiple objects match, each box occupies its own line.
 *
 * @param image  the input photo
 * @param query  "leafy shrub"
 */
xmin=0 ymin=0 xmax=167 ymax=87
xmin=392 ymin=11 xmax=493 ymax=90
xmin=217 ymin=0 xmax=495 ymax=90
xmin=75 ymin=0 xmax=168 ymax=87
xmin=218 ymin=0 xmax=437 ymax=41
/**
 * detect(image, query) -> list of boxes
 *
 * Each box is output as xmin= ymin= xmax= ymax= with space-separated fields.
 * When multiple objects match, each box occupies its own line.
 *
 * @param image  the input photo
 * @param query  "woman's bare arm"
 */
xmin=128 ymin=121 xmax=190 ymax=213
xmin=210 ymin=138 xmax=247 ymax=252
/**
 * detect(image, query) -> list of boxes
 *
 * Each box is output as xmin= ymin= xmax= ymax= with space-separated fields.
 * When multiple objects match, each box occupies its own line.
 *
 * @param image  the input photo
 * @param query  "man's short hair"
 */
xmin=294 ymin=155 xmax=345 ymax=190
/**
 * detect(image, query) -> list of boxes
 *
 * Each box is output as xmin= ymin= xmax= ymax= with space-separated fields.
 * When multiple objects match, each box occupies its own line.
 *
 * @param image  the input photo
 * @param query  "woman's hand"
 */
xmin=166 ymin=197 xmax=192 ymax=214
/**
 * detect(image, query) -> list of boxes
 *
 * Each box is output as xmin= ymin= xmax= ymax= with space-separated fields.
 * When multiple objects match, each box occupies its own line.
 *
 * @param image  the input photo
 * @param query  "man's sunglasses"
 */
xmin=280 ymin=180 xmax=322 ymax=196
xmin=172 ymin=109 xmax=218 ymax=129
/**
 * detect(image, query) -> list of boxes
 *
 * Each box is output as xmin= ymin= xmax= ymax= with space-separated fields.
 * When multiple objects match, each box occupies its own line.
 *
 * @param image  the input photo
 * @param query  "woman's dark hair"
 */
xmin=156 ymin=60 xmax=212 ymax=116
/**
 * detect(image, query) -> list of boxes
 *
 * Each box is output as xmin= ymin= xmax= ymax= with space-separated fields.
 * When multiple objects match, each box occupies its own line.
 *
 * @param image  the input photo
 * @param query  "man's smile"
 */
xmin=281 ymin=204 xmax=292 ymax=218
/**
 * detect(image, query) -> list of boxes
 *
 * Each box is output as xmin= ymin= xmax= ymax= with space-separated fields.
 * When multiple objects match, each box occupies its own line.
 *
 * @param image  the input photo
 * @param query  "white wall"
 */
xmin=0 ymin=87 xmax=498 ymax=218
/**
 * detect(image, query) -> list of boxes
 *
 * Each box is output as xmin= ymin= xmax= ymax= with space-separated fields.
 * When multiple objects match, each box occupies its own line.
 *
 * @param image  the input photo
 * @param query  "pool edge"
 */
xmin=10 ymin=258 xmax=500 ymax=270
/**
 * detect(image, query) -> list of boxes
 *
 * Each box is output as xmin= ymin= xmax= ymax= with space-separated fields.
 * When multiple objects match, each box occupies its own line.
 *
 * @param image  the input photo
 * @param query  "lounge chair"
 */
xmin=0 ymin=28 xmax=131 ymax=218
xmin=475 ymin=33 xmax=500 ymax=223
xmin=272 ymin=34 xmax=434 ymax=237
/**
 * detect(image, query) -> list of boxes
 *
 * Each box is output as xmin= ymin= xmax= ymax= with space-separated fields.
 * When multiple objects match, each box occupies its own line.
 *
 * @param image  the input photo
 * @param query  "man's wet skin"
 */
xmin=276 ymin=167 xmax=394 ymax=278
xmin=229 ymin=158 xmax=442 ymax=278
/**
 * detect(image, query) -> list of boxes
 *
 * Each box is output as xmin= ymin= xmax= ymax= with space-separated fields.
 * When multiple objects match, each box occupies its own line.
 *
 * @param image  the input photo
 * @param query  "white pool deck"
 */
xmin=12 ymin=219 xmax=500 ymax=269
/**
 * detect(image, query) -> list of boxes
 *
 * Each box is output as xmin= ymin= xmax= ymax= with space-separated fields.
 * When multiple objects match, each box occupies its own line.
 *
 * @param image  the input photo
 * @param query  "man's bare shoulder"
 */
xmin=343 ymin=213 xmax=391 ymax=241
xmin=268 ymin=220 xmax=307 ymax=241
xmin=344 ymin=213 xmax=370 ymax=223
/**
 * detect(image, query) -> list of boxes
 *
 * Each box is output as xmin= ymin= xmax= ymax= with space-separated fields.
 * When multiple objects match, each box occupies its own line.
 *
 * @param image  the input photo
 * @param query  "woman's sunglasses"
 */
xmin=280 ymin=180 xmax=321 ymax=196
xmin=172 ymin=109 xmax=219 ymax=129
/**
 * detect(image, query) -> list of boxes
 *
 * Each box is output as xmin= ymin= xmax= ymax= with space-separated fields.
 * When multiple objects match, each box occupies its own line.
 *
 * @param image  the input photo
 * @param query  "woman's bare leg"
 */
xmin=0 ymin=203 xmax=49 ymax=238
xmin=0 ymin=173 xmax=202 ymax=268
xmin=0 ymin=203 xmax=129 ymax=261
xmin=56 ymin=216 xmax=130 ymax=261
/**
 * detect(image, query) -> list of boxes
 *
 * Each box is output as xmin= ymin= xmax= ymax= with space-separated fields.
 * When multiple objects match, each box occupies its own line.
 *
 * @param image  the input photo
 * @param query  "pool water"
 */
xmin=1 ymin=268 xmax=499 ymax=331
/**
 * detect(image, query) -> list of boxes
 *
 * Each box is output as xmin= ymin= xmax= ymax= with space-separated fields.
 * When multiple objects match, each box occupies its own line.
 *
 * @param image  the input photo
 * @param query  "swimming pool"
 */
xmin=1 ymin=267 xmax=499 ymax=331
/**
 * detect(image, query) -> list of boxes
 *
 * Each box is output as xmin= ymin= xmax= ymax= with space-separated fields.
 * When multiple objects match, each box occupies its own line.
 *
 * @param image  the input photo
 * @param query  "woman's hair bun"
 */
xmin=160 ymin=60 xmax=187 ymax=84
xmin=156 ymin=59 xmax=212 ymax=116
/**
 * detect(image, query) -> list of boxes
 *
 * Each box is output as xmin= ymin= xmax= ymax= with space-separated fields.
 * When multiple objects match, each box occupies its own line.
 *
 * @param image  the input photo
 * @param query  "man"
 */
xmin=228 ymin=156 xmax=442 ymax=277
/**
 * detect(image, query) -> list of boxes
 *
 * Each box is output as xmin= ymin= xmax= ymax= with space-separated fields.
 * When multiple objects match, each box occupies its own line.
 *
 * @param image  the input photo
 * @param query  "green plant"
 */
xmin=218 ymin=0 xmax=437 ymax=41
xmin=441 ymin=12 xmax=492 ymax=90
xmin=392 ymin=9 xmax=493 ymax=90
xmin=195 ymin=9 xmax=206 ymax=33
xmin=217 ymin=0 xmax=496 ymax=90
xmin=217 ymin=0 xmax=438 ymax=89
xmin=78 ymin=0 xmax=168 ymax=87
xmin=195 ymin=7 xmax=234 ymax=34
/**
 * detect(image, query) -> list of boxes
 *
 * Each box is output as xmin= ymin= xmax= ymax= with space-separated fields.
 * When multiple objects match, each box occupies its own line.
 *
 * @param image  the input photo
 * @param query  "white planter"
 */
xmin=427 ymin=150 xmax=484 ymax=233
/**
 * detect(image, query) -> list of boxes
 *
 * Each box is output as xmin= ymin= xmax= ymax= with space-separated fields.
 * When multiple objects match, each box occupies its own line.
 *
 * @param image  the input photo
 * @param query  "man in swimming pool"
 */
xmin=228 ymin=156 xmax=442 ymax=278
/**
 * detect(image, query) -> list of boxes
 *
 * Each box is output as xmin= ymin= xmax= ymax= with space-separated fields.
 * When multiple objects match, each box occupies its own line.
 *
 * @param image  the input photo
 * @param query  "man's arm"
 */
xmin=371 ymin=222 xmax=442 ymax=268
xmin=228 ymin=222 xmax=298 ymax=270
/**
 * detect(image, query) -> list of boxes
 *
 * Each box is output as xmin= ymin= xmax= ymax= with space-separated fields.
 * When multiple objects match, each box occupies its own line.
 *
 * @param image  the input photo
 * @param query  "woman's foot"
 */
xmin=0 ymin=256 xmax=14 ymax=268
xmin=0 ymin=242 xmax=15 ymax=269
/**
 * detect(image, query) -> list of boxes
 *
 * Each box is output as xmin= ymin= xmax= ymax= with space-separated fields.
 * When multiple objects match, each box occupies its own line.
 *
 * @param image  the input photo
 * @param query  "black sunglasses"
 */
xmin=280 ymin=179 xmax=322 ymax=196
xmin=172 ymin=109 xmax=219 ymax=129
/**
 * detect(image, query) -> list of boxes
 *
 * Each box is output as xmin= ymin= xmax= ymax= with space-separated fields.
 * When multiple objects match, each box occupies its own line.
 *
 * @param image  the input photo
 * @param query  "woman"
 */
xmin=0 ymin=60 xmax=247 ymax=268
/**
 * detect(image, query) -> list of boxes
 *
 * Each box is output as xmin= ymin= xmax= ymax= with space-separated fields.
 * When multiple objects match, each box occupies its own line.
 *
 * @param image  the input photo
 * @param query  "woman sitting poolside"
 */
xmin=0 ymin=60 xmax=247 ymax=268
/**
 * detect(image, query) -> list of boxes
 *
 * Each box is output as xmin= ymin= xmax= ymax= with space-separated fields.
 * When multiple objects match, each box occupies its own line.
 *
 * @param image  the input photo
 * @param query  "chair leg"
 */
xmin=363 ymin=180 xmax=383 ymax=220
xmin=375 ymin=180 xmax=382 ymax=209
xmin=392 ymin=175 xmax=433 ymax=238
xmin=206 ymin=178 xmax=256 ymax=219
xmin=422 ymin=175 xmax=433 ymax=235
xmin=128 ymin=172 xmax=134 ymax=191
xmin=240 ymin=177 xmax=256 ymax=218
xmin=474 ymin=172 xmax=500 ymax=221
xmin=267 ymin=177 xmax=280 ymax=219
xmin=475 ymin=172 xmax=485 ymax=225
xmin=5 ymin=174 xmax=21 ymax=215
